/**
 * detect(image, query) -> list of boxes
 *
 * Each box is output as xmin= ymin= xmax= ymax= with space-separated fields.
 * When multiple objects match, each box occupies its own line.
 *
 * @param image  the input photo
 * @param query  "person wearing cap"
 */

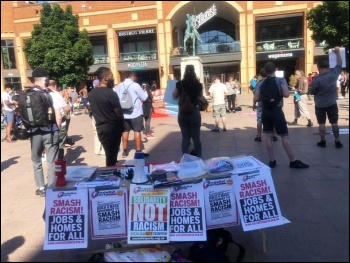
xmin=28 ymin=67 xmax=63 ymax=197
xmin=2 ymin=83 xmax=18 ymax=142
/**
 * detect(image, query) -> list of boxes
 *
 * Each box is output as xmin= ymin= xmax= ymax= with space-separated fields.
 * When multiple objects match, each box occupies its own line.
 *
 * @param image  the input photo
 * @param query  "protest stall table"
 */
xmin=43 ymin=156 xmax=290 ymax=258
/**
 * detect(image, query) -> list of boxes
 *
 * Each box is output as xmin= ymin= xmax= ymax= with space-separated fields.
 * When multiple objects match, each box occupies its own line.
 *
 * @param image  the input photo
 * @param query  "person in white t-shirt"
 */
xmin=1 ymin=83 xmax=18 ymax=142
xmin=208 ymin=75 xmax=228 ymax=132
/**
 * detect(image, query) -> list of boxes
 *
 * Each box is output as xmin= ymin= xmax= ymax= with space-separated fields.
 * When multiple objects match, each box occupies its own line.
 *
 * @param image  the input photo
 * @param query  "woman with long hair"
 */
xmin=172 ymin=64 xmax=203 ymax=158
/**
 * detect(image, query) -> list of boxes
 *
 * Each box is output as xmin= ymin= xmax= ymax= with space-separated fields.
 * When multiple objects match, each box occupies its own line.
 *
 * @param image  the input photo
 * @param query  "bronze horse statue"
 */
xmin=183 ymin=14 xmax=202 ymax=56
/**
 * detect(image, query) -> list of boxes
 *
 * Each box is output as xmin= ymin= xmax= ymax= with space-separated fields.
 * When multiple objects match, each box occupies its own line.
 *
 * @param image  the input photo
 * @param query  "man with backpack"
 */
xmin=253 ymin=62 xmax=309 ymax=169
xmin=19 ymin=67 xmax=62 ymax=197
xmin=114 ymin=72 xmax=149 ymax=158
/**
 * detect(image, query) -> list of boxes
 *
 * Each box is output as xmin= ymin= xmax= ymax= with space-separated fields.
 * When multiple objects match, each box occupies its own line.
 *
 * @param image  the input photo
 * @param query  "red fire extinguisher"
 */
xmin=55 ymin=158 xmax=67 ymax=187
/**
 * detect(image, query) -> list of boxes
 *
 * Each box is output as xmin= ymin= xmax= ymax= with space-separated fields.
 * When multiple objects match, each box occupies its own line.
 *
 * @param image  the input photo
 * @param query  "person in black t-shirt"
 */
xmin=88 ymin=67 xmax=124 ymax=166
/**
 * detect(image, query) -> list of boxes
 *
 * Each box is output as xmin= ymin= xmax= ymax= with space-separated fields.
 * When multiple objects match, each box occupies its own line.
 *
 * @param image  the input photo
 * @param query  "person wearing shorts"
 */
xmin=253 ymin=61 xmax=309 ymax=169
xmin=1 ymin=83 xmax=18 ymax=143
xmin=115 ymin=72 xmax=149 ymax=157
xmin=309 ymin=46 xmax=343 ymax=149
xmin=208 ymin=75 xmax=228 ymax=132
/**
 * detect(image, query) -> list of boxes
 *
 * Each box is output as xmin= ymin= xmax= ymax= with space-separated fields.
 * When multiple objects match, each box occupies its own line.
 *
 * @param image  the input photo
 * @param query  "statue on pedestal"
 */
xmin=183 ymin=14 xmax=202 ymax=56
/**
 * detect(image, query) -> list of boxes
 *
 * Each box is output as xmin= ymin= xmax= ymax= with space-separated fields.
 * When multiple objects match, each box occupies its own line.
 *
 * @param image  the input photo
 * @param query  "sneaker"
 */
xmin=335 ymin=141 xmax=343 ymax=149
xmin=306 ymin=121 xmax=313 ymax=127
xmin=317 ymin=140 xmax=326 ymax=148
xmin=211 ymin=127 xmax=220 ymax=132
xmin=65 ymin=137 xmax=75 ymax=146
xmin=269 ymin=160 xmax=276 ymax=168
xmin=223 ymin=128 xmax=227 ymax=132
xmin=122 ymin=150 xmax=128 ymax=158
xmin=289 ymin=160 xmax=309 ymax=169
xmin=289 ymin=121 xmax=298 ymax=126
xmin=35 ymin=188 xmax=45 ymax=197
xmin=146 ymin=134 xmax=156 ymax=140
xmin=273 ymin=136 xmax=278 ymax=142
xmin=254 ymin=136 xmax=262 ymax=142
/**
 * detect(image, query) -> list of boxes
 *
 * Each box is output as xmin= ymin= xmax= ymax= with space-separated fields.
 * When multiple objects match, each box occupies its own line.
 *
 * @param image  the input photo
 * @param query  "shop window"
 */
xmin=1 ymin=40 xmax=17 ymax=69
xmin=4 ymin=77 xmax=22 ymax=93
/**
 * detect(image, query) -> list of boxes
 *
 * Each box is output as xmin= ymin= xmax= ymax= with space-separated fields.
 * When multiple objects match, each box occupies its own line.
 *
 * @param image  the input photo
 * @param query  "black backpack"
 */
xmin=179 ymin=81 xmax=195 ymax=114
xmin=259 ymin=76 xmax=282 ymax=110
xmin=18 ymin=86 xmax=55 ymax=129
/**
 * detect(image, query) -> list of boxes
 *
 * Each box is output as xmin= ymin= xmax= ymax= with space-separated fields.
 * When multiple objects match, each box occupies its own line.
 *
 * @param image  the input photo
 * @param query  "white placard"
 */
xmin=203 ymin=176 xmax=240 ymax=229
xmin=232 ymin=168 xmax=286 ymax=231
xmin=169 ymin=183 xmax=207 ymax=241
xmin=329 ymin=47 xmax=346 ymax=68
xmin=128 ymin=185 xmax=170 ymax=244
xmin=89 ymin=187 xmax=128 ymax=239
xmin=44 ymin=188 xmax=89 ymax=250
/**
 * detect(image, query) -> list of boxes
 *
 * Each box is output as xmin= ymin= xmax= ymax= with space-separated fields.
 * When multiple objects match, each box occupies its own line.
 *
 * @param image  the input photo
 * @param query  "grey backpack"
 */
xmin=120 ymin=83 xmax=134 ymax=113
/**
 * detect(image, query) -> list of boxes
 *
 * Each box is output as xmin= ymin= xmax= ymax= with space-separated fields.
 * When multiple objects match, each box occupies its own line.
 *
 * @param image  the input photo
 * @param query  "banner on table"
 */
xmin=203 ymin=176 xmax=239 ymax=229
xmin=89 ymin=187 xmax=128 ymax=239
xmin=169 ymin=183 xmax=206 ymax=241
xmin=44 ymin=188 xmax=88 ymax=250
xmin=128 ymin=184 xmax=170 ymax=244
xmin=232 ymin=168 xmax=285 ymax=231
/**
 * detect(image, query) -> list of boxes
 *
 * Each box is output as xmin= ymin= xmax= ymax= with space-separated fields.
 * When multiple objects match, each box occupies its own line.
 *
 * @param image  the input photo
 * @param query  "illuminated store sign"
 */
xmin=118 ymin=28 xmax=156 ymax=37
xmin=128 ymin=62 xmax=147 ymax=70
xmin=195 ymin=3 xmax=217 ymax=29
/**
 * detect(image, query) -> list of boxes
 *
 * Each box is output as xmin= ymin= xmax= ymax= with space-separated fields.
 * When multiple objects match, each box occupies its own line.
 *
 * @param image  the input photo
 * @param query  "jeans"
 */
xmin=31 ymin=130 xmax=59 ymax=188
xmin=144 ymin=108 xmax=153 ymax=135
xmin=178 ymin=107 xmax=202 ymax=157
xmin=226 ymin=94 xmax=236 ymax=111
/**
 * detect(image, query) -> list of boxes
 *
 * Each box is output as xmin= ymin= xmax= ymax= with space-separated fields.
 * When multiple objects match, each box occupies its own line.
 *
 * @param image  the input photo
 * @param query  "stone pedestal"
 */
xmin=181 ymin=57 xmax=204 ymax=85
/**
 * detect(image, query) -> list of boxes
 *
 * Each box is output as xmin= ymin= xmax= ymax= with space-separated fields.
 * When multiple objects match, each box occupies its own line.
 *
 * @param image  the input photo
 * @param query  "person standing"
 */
xmin=289 ymin=70 xmax=313 ymax=127
xmin=209 ymin=75 xmax=228 ymax=132
xmin=253 ymin=69 xmax=278 ymax=143
xmin=69 ymin=87 xmax=79 ymax=115
xmin=225 ymin=74 xmax=237 ymax=113
xmin=79 ymin=85 xmax=89 ymax=114
xmin=172 ymin=64 xmax=203 ymax=158
xmin=47 ymin=80 xmax=71 ymax=159
xmin=88 ymin=67 xmax=124 ymax=166
xmin=340 ymin=70 xmax=348 ymax=98
xmin=114 ymin=72 xmax=149 ymax=158
xmin=142 ymin=82 xmax=155 ymax=140
xmin=253 ymin=62 xmax=309 ymax=169
xmin=2 ymin=83 xmax=18 ymax=143
xmin=309 ymin=46 xmax=343 ymax=149
xmin=27 ymin=67 xmax=62 ymax=196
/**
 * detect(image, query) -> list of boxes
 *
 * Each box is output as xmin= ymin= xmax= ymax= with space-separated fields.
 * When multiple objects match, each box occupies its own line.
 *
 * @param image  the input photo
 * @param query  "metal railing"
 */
xmin=93 ymin=55 xmax=109 ymax=64
xmin=255 ymin=38 xmax=303 ymax=52
xmin=170 ymin=41 xmax=241 ymax=57
xmin=118 ymin=51 xmax=158 ymax=62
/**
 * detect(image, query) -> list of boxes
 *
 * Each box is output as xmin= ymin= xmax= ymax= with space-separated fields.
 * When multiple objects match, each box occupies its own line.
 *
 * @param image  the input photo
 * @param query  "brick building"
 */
xmin=1 ymin=1 xmax=326 ymax=94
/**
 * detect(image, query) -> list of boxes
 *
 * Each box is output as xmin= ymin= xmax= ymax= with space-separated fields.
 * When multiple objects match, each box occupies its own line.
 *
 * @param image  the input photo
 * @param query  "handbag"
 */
xmin=198 ymin=94 xmax=209 ymax=111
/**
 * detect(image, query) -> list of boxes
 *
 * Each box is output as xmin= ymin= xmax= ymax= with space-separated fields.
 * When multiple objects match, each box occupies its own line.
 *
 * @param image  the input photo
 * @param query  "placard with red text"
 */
xmin=128 ymin=184 xmax=170 ymax=244
xmin=232 ymin=168 xmax=285 ymax=231
xmin=169 ymin=183 xmax=207 ymax=241
xmin=89 ymin=187 xmax=128 ymax=240
xmin=44 ymin=188 xmax=88 ymax=250
xmin=203 ymin=176 xmax=240 ymax=229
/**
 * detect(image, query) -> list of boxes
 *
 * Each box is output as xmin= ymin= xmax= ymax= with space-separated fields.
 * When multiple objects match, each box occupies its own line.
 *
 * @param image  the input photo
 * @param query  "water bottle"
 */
xmin=48 ymin=107 xmax=53 ymax=121
xmin=132 ymin=152 xmax=148 ymax=184
xmin=55 ymin=158 xmax=67 ymax=187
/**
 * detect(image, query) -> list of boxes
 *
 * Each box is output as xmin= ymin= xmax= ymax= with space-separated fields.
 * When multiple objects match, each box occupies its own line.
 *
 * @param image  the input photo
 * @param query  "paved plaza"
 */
xmin=1 ymin=91 xmax=349 ymax=262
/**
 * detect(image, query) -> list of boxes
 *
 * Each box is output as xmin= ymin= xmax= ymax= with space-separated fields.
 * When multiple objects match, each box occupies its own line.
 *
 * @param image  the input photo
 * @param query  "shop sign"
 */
xmin=118 ymin=28 xmax=156 ymax=37
xmin=256 ymin=49 xmax=305 ymax=60
xmin=128 ymin=61 xmax=147 ymax=70
xmin=195 ymin=3 xmax=217 ymax=29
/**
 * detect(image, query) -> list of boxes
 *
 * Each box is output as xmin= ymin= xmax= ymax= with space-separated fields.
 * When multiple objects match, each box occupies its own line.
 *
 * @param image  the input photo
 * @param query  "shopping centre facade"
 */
xmin=1 ymin=1 xmax=327 ymax=93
